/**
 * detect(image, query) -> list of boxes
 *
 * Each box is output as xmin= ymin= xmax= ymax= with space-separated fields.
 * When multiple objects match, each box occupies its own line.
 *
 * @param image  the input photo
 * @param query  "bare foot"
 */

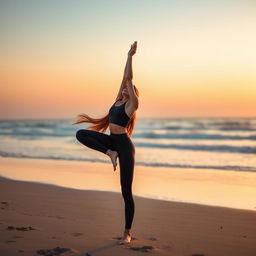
xmin=106 ymin=150 xmax=118 ymax=171
xmin=119 ymin=231 xmax=132 ymax=245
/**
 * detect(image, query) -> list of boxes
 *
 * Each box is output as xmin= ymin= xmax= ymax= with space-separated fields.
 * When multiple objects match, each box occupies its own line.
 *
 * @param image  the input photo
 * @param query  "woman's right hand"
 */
xmin=128 ymin=41 xmax=137 ymax=56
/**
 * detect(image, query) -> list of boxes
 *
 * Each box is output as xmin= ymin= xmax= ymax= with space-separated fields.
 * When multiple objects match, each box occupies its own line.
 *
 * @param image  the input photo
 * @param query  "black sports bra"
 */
xmin=109 ymin=99 xmax=131 ymax=127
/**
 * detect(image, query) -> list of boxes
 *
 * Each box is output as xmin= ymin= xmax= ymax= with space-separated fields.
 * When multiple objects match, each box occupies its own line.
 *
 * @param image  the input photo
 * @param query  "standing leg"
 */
xmin=118 ymin=143 xmax=135 ymax=243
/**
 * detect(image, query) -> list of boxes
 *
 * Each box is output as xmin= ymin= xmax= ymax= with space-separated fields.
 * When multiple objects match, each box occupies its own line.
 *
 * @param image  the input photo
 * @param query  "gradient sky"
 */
xmin=1 ymin=0 xmax=255 ymax=119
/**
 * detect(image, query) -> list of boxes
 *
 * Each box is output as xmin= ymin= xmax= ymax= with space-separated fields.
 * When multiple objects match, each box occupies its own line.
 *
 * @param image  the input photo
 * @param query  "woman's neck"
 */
xmin=121 ymin=96 xmax=129 ymax=102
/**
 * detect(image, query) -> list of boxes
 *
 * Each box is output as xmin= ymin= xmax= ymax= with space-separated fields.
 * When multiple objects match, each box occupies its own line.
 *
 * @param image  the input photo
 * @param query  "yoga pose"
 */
xmin=73 ymin=41 xmax=139 ymax=244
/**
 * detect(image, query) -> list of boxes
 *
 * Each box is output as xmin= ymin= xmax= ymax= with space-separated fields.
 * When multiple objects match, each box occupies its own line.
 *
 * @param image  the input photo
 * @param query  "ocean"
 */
xmin=0 ymin=117 xmax=255 ymax=172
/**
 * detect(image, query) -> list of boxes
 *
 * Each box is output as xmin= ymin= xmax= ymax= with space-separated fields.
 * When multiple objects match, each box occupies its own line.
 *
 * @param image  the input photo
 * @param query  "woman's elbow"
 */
xmin=133 ymin=98 xmax=139 ymax=109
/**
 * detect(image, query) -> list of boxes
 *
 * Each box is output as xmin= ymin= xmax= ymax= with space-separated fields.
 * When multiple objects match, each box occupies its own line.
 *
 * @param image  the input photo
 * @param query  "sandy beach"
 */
xmin=1 ymin=158 xmax=256 ymax=256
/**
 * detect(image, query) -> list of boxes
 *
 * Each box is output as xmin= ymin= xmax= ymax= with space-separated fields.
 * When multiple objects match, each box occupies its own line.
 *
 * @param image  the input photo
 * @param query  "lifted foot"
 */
xmin=106 ymin=150 xmax=118 ymax=171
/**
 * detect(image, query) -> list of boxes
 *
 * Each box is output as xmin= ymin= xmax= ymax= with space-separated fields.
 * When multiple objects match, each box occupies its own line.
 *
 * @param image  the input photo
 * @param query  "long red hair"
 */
xmin=72 ymin=86 xmax=139 ymax=137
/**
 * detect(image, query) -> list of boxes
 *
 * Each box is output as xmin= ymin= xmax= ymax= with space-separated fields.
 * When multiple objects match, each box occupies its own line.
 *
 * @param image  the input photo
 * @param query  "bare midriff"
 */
xmin=109 ymin=122 xmax=128 ymax=134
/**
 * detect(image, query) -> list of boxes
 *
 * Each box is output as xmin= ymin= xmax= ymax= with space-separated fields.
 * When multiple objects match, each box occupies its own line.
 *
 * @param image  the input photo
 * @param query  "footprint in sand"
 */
xmin=71 ymin=232 xmax=84 ymax=237
xmin=7 ymin=226 xmax=36 ymax=231
xmin=128 ymin=245 xmax=155 ymax=253
xmin=36 ymin=246 xmax=78 ymax=255
xmin=47 ymin=215 xmax=65 ymax=219
xmin=1 ymin=201 xmax=9 ymax=210
xmin=148 ymin=237 xmax=157 ymax=241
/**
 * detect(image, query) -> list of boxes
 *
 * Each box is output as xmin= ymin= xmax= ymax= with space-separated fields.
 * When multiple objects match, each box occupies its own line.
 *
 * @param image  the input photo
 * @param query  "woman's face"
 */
xmin=122 ymin=87 xmax=129 ymax=97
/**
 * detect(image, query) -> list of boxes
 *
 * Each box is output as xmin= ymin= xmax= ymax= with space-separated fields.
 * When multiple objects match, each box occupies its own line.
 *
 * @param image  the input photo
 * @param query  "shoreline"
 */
xmin=1 ymin=155 xmax=255 ymax=173
xmin=1 ymin=157 xmax=256 ymax=211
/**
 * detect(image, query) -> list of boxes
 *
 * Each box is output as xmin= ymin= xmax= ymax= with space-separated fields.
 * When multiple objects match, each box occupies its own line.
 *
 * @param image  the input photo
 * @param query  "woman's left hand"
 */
xmin=128 ymin=41 xmax=137 ymax=56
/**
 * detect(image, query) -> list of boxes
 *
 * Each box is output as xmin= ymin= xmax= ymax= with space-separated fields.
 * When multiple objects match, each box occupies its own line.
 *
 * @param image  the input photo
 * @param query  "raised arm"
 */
xmin=126 ymin=79 xmax=139 ymax=109
xmin=115 ymin=41 xmax=137 ymax=101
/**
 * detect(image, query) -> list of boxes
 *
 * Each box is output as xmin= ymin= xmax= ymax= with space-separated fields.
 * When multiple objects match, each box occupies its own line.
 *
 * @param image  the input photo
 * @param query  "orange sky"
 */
xmin=1 ymin=1 xmax=255 ymax=119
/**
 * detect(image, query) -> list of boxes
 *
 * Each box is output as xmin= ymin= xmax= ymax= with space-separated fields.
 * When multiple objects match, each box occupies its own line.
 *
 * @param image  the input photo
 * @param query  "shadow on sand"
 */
xmin=75 ymin=241 xmax=120 ymax=256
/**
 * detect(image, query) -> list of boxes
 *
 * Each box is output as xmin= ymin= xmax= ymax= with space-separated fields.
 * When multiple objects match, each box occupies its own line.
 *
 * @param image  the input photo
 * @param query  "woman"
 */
xmin=72 ymin=41 xmax=139 ymax=245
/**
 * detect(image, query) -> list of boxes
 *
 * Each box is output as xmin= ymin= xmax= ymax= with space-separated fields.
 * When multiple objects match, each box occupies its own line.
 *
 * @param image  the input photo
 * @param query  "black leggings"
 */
xmin=76 ymin=129 xmax=135 ymax=229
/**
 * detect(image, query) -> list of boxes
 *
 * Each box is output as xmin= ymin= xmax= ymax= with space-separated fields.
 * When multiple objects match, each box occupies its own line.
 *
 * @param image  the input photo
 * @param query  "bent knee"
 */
xmin=76 ymin=129 xmax=86 ymax=140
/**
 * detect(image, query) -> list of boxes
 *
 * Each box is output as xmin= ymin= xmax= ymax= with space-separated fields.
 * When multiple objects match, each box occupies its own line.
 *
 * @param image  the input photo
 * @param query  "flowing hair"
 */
xmin=72 ymin=85 xmax=139 ymax=137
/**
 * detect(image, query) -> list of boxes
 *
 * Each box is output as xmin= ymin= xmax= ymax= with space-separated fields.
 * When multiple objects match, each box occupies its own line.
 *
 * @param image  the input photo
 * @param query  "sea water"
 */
xmin=0 ymin=117 xmax=255 ymax=172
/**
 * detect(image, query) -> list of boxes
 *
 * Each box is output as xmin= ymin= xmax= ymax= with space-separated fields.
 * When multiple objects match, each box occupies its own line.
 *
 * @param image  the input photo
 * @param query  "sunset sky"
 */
xmin=1 ymin=0 xmax=255 ymax=119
